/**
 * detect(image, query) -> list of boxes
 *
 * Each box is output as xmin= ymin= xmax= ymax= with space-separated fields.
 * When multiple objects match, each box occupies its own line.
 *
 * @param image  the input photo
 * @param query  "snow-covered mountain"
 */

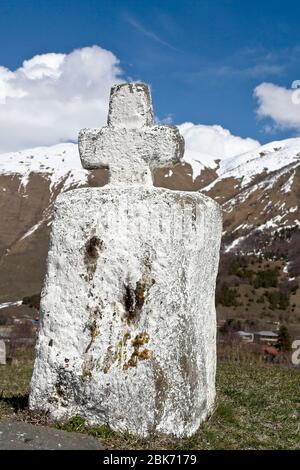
xmin=178 ymin=122 xmax=260 ymax=177
xmin=201 ymin=137 xmax=300 ymax=252
xmin=209 ymin=137 xmax=300 ymax=187
xmin=0 ymin=136 xmax=299 ymax=301
xmin=0 ymin=143 xmax=88 ymax=190
xmin=0 ymin=143 xmax=108 ymax=301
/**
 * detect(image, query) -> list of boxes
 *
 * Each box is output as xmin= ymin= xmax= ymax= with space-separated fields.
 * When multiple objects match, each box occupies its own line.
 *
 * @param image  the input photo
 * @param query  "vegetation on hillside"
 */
xmin=276 ymin=325 xmax=293 ymax=352
xmin=216 ymin=247 xmax=300 ymax=327
xmin=22 ymin=294 xmax=41 ymax=309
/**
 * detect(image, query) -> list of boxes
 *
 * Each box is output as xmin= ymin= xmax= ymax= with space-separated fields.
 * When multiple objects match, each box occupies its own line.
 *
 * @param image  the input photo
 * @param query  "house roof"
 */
xmin=237 ymin=330 xmax=253 ymax=336
xmin=255 ymin=331 xmax=278 ymax=337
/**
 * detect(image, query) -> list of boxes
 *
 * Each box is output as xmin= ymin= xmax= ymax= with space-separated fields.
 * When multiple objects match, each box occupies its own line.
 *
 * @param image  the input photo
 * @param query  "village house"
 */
xmin=254 ymin=330 xmax=278 ymax=345
xmin=0 ymin=324 xmax=13 ymax=340
xmin=236 ymin=331 xmax=254 ymax=343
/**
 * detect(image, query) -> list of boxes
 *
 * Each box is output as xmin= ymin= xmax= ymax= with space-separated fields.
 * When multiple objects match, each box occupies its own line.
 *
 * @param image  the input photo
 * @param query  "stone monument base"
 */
xmin=30 ymin=186 xmax=221 ymax=437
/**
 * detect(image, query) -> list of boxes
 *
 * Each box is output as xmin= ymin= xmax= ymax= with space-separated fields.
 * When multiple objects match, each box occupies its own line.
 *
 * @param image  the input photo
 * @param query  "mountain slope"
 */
xmin=0 ymin=143 xmax=108 ymax=300
xmin=0 ymin=136 xmax=299 ymax=310
xmin=0 ymin=143 xmax=88 ymax=190
xmin=202 ymin=137 xmax=300 ymax=252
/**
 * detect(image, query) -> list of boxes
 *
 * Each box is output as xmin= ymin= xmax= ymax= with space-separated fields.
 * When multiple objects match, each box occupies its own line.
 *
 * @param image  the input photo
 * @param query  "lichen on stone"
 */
xmin=123 ymin=277 xmax=155 ymax=322
xmin=123 ymin=331 xmax=152 ymax=370
xmin=83 ymin=235 xmax=103 ymax=278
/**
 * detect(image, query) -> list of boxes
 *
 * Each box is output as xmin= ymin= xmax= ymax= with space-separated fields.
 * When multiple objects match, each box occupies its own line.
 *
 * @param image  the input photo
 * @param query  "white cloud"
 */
xmin=0 ymin=45 xmax=261 ymax=178
xmin=178 ymin=122 xmax=260 ymax=178
xmin=254 ymin=82 xmax=300 ymax=132
xmin=0 ymin=46 xmax=123 ymax=153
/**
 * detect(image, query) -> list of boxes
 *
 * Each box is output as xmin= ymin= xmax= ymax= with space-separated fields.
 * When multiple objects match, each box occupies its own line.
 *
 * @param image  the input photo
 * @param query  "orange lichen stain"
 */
xmin=123 ymin=331 xmax=152 ymax=369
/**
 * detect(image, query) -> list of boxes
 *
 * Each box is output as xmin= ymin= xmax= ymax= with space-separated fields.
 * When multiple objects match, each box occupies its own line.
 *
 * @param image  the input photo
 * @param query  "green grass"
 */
xmin=0 ymin=360 xmax=299 ymax=449
xmin=0 ymin=362 xmax=33 ymax=419
xmin=56 ymin=415 xmax=86 ymax=433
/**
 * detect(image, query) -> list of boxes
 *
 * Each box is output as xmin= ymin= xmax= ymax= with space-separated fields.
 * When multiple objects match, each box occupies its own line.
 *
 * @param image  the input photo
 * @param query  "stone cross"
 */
xmin=30 ymin=82 xmax=222 ymax=439
xmin=78 ymin=83 xmax=184 ymax=185
xmin=0 ymin=339 xmax=6 ymax=365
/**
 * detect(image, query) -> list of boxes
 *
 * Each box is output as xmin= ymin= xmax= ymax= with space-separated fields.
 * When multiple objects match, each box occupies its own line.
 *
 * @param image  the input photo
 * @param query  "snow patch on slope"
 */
xmin=0 ymin=143 xmax=87 ymax=190
xmin=0 ymin=125 xmax=262 ymax=186
xmin=20 ymin=221 xmax=44 ymax=241
xmin=0 ymin=300 xmax=22 ymax=310
xmin=216 ymin=137 xmax=300 ymax=187
xmin=178 ymin=123 xmax=260 ymax=179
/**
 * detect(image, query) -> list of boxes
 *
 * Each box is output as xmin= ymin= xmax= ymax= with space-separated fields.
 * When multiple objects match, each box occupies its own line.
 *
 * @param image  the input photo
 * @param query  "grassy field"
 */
xmin=0 ymin=359 xmax=299 ymax=450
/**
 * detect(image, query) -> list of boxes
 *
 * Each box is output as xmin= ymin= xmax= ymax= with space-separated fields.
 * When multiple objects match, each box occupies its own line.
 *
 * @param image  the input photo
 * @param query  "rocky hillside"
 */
xmin=0 ymin=144 xmax=108 ymax=301
xmin=0 ymin=137 xmax=299 ymax=330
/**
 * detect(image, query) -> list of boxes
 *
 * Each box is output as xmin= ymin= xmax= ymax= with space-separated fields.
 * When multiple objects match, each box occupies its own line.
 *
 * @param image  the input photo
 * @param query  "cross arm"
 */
xmin=78 ymin=128 xmax=109 ymax=170
xmin=145 ymin=125 xmax=185 ymax=171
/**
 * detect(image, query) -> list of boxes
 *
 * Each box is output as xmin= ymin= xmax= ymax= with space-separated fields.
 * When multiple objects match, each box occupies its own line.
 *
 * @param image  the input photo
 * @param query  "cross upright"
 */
xmin=78 ymin=83 xmax=184 ymax=185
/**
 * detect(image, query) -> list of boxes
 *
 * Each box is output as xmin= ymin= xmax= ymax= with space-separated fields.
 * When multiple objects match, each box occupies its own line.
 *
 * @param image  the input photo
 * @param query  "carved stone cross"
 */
xmin=78 ymin=83 xmax=184 ymax=185
xmin=30 ymin=81 xmax=222 ymax=439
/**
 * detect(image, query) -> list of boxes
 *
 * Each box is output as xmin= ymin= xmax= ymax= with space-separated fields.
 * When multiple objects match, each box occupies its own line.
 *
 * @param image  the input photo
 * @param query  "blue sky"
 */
xmin=1 ymin=0 xmax=300 ymax=145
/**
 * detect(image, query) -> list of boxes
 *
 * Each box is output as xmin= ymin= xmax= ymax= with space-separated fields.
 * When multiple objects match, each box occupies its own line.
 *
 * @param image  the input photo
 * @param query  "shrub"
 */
xmin=219 ymin=318 xmax=242 ymax=335
xmin=216 ymin=283 xmax=239 ymax=307
xmin=276 ymin=325 xmax=292 ymax=352
xmin=22 ymin=293 xmax=41 ymax=309
xmin=290 ymin=282 xmax=298 ymax=294
xmin=264 ymin=291 xmax=289 ymax=310
xmin=253 ymin=269 xmax=279 ymax=288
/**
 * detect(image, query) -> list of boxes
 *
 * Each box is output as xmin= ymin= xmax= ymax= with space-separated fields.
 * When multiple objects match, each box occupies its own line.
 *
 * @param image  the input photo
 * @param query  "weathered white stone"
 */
xmin=30 ymin=83 xmax=222 ymax=438
xmin=78 ymin=83 xmax=184 ymax=185
xmin=0 ymin=340 xmax=6 ymax=365
xmin=108 ymin=83 xmax=154 ymax=128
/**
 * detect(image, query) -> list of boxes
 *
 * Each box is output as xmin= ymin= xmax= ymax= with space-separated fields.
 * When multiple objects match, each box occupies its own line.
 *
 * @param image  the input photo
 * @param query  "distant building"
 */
xmin=0 ymin=325 xmax=13 ymax=339
xmin=254 ymin=330 xmax=278 ymax=345
xmin=236 ymin=331 xmax=254 ymax=343
xmin=0 ymin=339 xmax=6 ymax=365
